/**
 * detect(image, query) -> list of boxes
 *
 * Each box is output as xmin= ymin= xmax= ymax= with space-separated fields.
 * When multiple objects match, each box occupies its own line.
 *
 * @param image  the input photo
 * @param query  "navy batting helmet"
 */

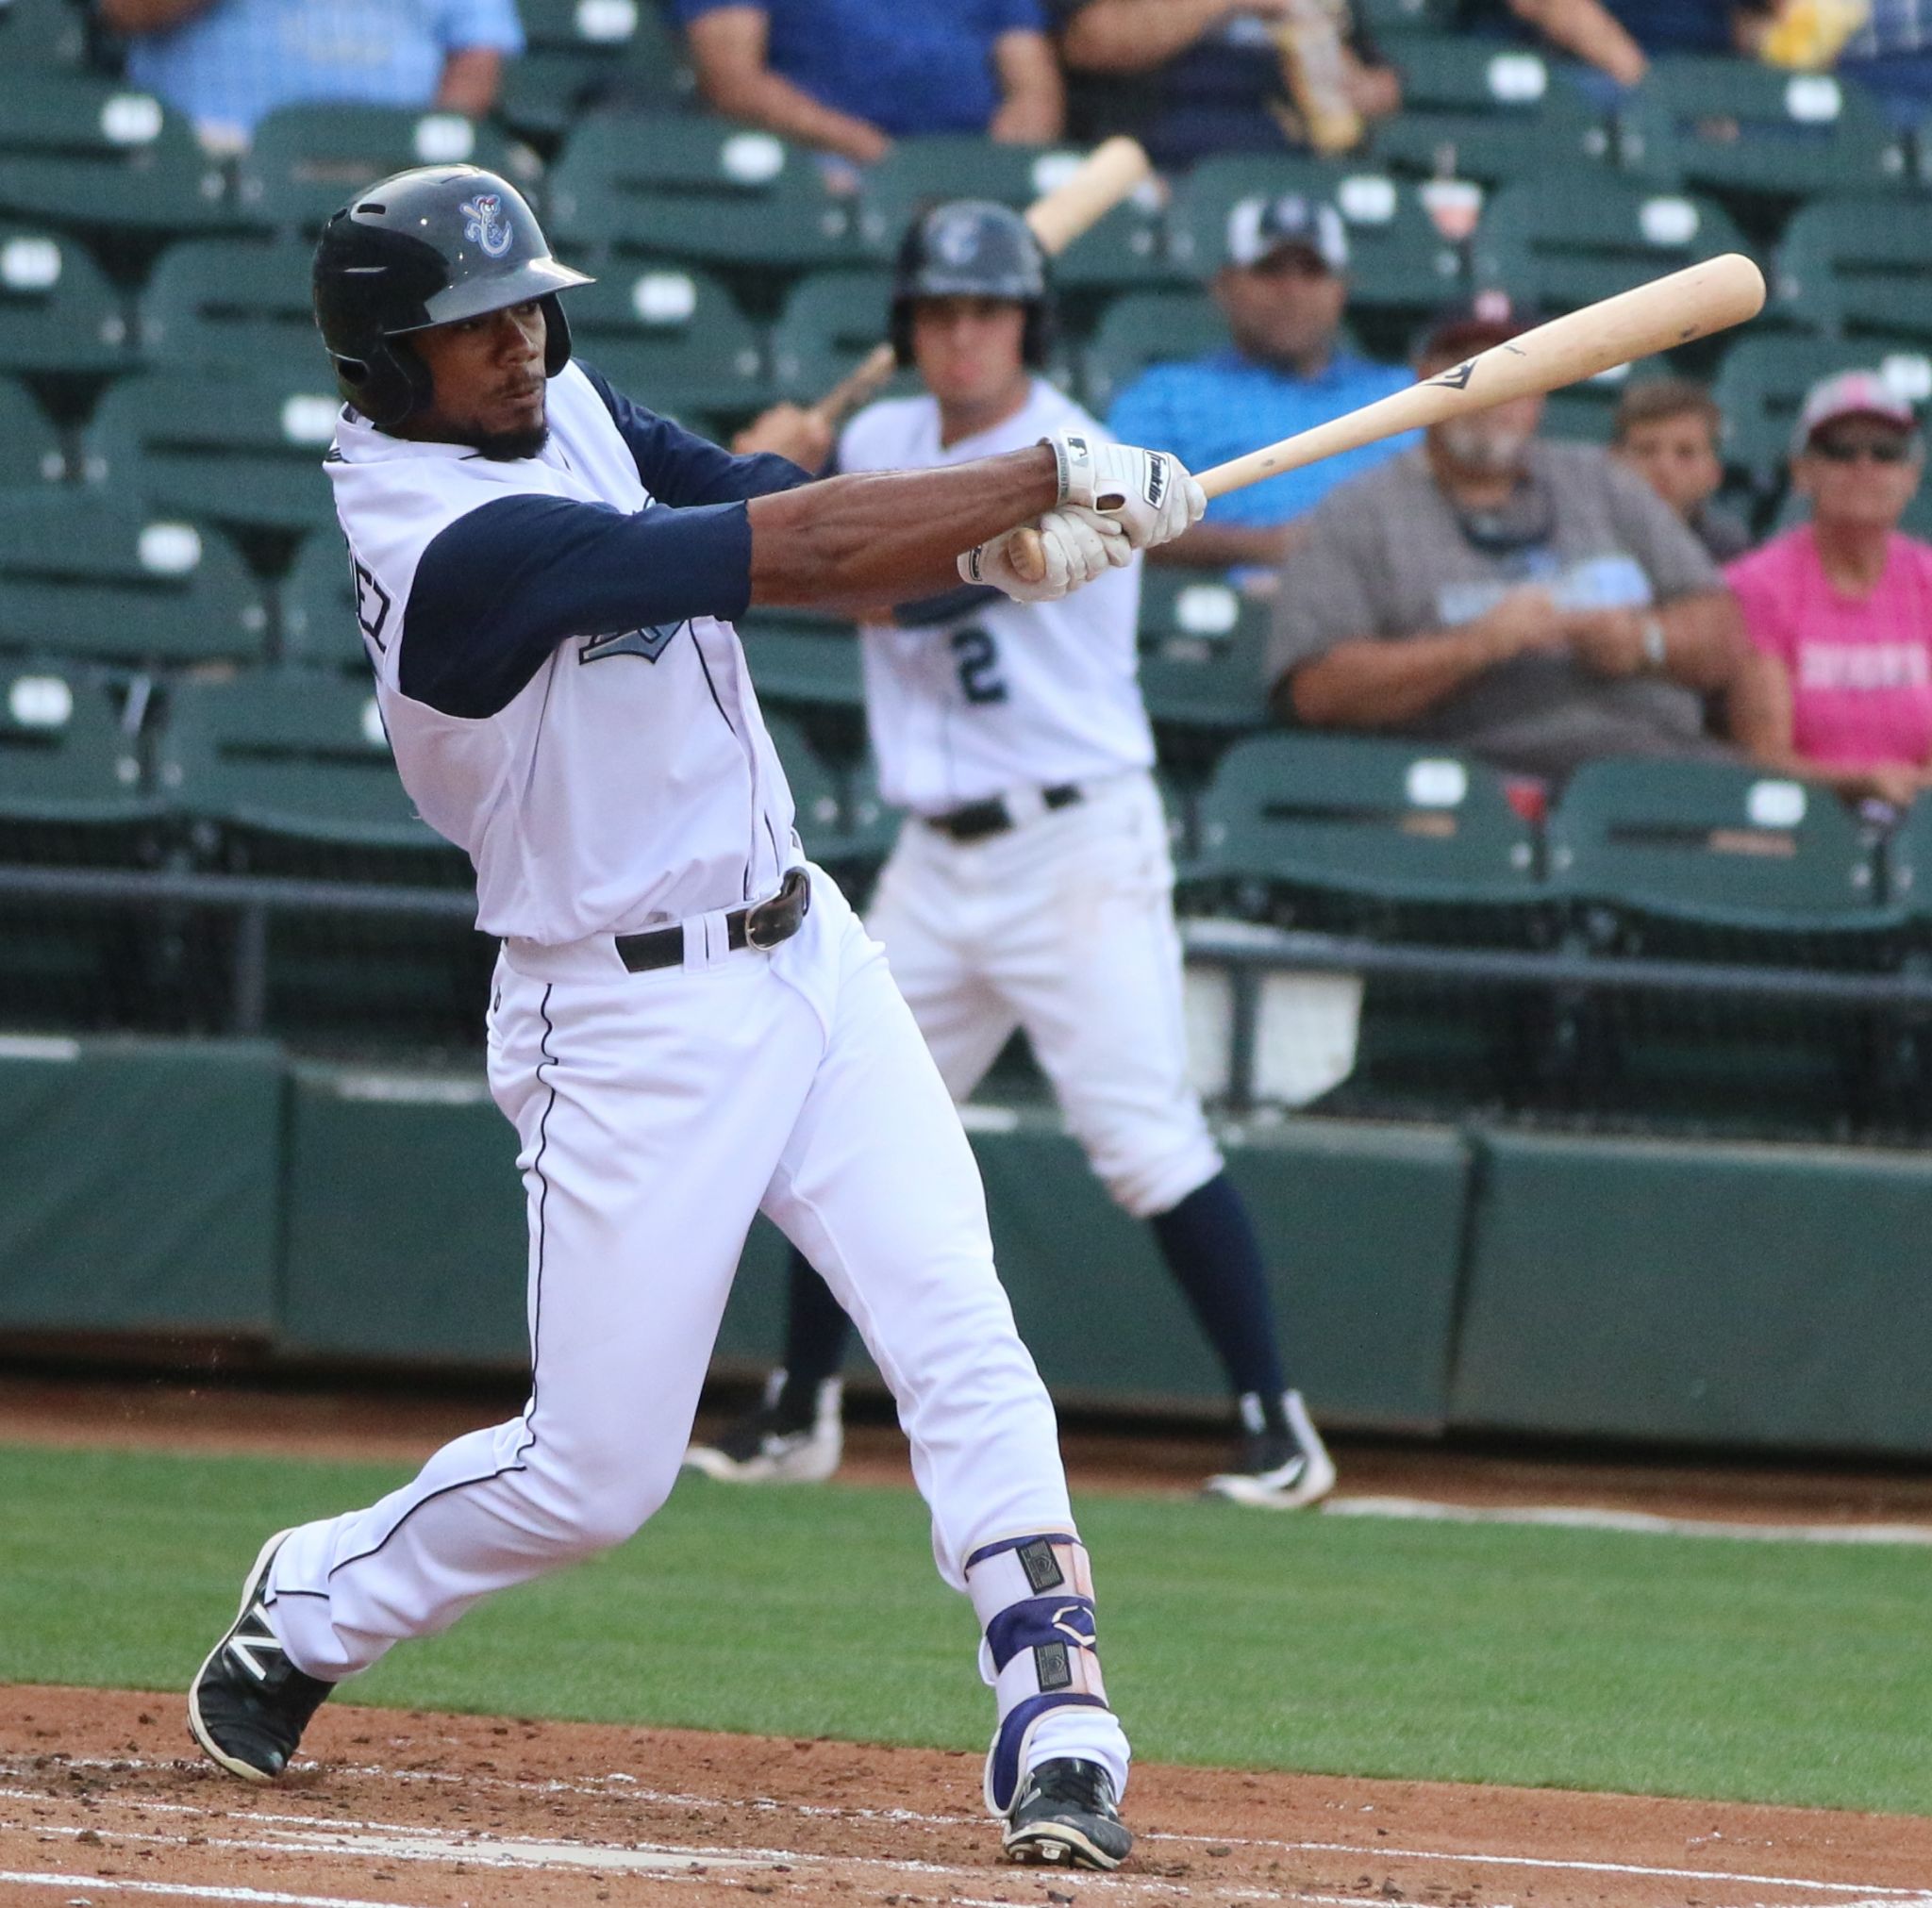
xmin=312 ymin=165 xmax=593 ymax=429
xmin=889 ymin=200 xmax=1053 ymax=371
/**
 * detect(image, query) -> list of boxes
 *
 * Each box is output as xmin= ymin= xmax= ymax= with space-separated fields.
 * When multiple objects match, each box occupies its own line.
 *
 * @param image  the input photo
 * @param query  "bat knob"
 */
xmin=1008 ymin=527 xmax=1047 ymax=587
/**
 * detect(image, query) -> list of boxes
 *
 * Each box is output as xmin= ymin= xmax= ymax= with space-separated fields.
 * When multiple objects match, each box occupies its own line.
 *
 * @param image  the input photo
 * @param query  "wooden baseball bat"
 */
xmin=804 ymin=137 xmax=1153 ymax=434
xmin=1008 ymin=251 xmax=1767 ymax=581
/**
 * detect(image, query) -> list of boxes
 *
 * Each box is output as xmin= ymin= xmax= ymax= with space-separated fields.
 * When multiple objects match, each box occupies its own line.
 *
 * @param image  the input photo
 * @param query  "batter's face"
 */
xmin=1214 ymin=248 xmax=1346 ymax=373
xmin=405 ymin=298 xmax=549 ymax=459
xmin=910 ymin=296 xmax=1029 ymax=410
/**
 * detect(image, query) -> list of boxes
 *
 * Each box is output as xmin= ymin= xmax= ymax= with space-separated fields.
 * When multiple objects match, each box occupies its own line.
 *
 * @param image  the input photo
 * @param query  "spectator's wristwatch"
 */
xmin=1640 ymin=616 xmax=1668 ymax=672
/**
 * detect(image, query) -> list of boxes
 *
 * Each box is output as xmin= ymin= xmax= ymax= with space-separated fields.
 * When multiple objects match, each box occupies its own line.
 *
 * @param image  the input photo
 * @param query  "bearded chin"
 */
xmin=473 ymin=422 xmax=550 ymax=462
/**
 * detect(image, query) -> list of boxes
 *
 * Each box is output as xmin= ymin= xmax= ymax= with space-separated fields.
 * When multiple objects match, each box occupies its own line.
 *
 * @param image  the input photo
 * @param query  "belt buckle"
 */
xmin=744 ymin=870 xmax=804 ymax=950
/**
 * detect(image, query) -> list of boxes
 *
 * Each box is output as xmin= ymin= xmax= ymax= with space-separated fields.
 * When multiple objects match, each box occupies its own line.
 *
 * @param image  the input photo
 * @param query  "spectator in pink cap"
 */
xmin=1729 ymin=371 xmax=1932 ymax=809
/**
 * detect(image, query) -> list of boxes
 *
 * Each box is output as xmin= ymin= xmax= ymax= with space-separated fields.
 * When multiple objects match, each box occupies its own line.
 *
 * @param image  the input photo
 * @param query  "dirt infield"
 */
xmin=6 ymin=1373 xmax=1932 ymax=1906
xmin=4 ymin=1687 xmax=1930 ymax=1908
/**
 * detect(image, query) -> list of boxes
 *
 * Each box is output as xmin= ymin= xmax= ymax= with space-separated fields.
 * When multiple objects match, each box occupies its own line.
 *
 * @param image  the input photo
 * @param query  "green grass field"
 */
xmin=4 ymin=1442 xmax=1927 ymax=1816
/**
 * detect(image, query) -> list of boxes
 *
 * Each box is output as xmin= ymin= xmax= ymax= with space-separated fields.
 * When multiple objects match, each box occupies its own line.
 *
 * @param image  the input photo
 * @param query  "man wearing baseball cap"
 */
xmin=1267 ymin=290 xmax=1746 ymax=787
xmin=1729 ymin=370 xmax=1932 ymax=810
xmin=1107 ymin=191 xmax=1414 ymax=572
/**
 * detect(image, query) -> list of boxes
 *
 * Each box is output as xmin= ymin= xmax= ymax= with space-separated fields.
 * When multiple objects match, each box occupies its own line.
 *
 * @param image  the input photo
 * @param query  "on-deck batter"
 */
xmin=688 ymin=203 xmax=1335 ymax=1510
xmin=183 ymin=165 xmax=1206 ymax=1873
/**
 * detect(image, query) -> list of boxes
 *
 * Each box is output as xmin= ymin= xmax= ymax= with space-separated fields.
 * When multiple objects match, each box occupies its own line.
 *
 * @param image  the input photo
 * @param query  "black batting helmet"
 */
xmin=889 ymin=199 xmax=1053 ymax=371
xmin=312 ymin=165 xmax=593 ymax=429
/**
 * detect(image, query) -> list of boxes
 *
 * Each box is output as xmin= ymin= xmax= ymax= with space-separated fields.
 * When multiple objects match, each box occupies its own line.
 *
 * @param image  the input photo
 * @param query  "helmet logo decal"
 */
xmin=931 ymin=212 xmax=982 ymax=267
xmin=460 ymin=192 xmax=512 ymax=259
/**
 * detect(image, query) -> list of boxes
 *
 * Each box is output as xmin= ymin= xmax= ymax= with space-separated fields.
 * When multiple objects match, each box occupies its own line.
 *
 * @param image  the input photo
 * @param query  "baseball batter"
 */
xmin=688 ymin=204 xmax=1334 ymax=1510
xmin=184 ymin=165 xmax=1207 ymax=1872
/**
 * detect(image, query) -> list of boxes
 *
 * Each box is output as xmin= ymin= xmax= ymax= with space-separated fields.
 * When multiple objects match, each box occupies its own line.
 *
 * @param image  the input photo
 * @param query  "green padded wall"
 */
xmin=1454 ymin=1131 xmax=1932 ymax=1455
xmin=279 ymin=1065 xmax=528 ymax=1364
xmin=0 ymin=1035 xmax=280 ymax=1333
xmin=277 ymin=1071 xmax=1469 ymax=1429
xmin=715 ymin=1109 xmax=1471 ymax=1430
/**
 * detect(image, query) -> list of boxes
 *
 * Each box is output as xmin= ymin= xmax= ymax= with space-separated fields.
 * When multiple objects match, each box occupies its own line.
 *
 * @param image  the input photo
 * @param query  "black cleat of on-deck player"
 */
xmin=1002 ymin=1757 xmax=1134 ymax=1869
xmin=187 ymin=1531 xmax=335 ymax=1782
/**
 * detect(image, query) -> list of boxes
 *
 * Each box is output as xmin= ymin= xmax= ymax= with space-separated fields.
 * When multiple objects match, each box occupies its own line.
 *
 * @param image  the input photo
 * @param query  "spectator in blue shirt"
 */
xmin=675 ymin=0 xmax=1063 ymax=171
xmin=1835 ymin=0 xmax=1932 ymax=127
xmin=101 ymin=0 xmax=525 ymax=151
xmin=1107 ymin=192 xmax=1413 ymax=572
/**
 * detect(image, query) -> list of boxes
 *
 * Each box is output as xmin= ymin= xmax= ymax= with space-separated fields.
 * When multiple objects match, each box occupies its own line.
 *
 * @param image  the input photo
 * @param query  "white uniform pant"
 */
xmin=871 ymin=771 xmax=1222 ymax=1219
xmin=262 ymin=869 xmax=1128 ymax=1790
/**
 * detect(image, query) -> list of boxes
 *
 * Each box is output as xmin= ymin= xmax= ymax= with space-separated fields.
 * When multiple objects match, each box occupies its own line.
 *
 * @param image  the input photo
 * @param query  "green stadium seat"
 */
xmin=1191 ymin=730 xmax=1545 ymax=1118
xmin=1541 ymin=353 xmax=1673 ymax=445
xmin=139 ymin=238 xmax=328 ymax=378
xmin=1170 ymin=158 xmax=1462 ymax=321
xmin=1546 ymin=756 xmax=1896 ymax=1134
xmin=841 ymin=749 xmax=905 ymax=877
xmin=768 ymin=270 xmax=905 ymax=407
xmin=1620 ymin=57 xmax=1908 ymax=208
xmin=565 ymin=262 xmax=771 ymax=415
xmin=0 ymin=655 xmax=164 ymax=1030
xmin=1374 ymin=37 xmax=1609 ymax=185
xmin=0 ymin=222 xmax=131 ymax=376
xmin=1774 ymin=199 xmax=1932 ymax=347
xmin=87 ymin=368 xmax=347 ymax=539
xmin=1709 ymin=334 xmax=1931 ymax=478
xmin=1194 ymin=731 xmax=1539 ymax=928
xmin=0 ymin=0 xmax=89 ymax=67
xmin=548 ymin=114 xmax=858 ymax=273
xmin=1473 ymin=176 xmax=1749 ymax=312
xmin=0 ymin=72 xmax=233 ymax=249
xmin=1357 ymin=0 xmax=1444 ymax=31
xmin=156 ymin=669 xmax=480 ymax=1045
xmin=279 ymin=530 xmax=364 ymax=672
xmin=763 ymin=712 xmax=847 ymax=860
xmin=1134 ymin=569 xmax=1270 ymax=738
xmin=1548 ymin=756 xmax=1881 ymax=937
xmin=0 ymin=656 xmax=148 ymax=837
xmin=497 ymin=0 xmax=691 ymax=142
xmin=0 ymin=377 xmax=63 ymax=486
xmin=237 ymin=105 xmax=521 ymax=235
xmin=1079 ymin=290 xmax=1228 ymax=416
xmin=0 ymin=494 xmax=268 ymax=666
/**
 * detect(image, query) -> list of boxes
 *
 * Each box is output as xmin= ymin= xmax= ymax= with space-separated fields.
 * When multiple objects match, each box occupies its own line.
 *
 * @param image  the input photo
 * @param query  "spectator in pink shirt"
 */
xmin=1729 ymin=371 xmax=1932 ymax=810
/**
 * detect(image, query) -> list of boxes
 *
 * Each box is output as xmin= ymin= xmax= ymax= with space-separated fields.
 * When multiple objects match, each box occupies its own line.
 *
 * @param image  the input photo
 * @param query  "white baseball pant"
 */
xmin=868 ymin=771 xmax=1223 ymax=1219
xmin=259 ymin=867 xmax=1129 ymax=1792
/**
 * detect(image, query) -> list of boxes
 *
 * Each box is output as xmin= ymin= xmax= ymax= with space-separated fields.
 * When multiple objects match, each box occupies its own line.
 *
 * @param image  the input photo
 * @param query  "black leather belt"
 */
xmin=926 ymin=784 xmax=1083 ymax=844
xmin=613 ymin=868 xmax=811 ymax=975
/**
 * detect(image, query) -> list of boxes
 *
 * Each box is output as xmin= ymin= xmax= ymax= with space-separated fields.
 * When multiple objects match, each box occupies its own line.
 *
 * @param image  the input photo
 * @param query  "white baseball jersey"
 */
xmin=840 ymin=380 xmax=1156 ymax=815
xmin=327 ymin=360 xmax=799 ymax=944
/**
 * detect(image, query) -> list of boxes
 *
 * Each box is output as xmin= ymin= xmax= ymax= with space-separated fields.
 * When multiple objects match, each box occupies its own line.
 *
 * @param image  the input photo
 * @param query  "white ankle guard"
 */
xmin=963 ymin=1533 xmax=1108 ymax=1815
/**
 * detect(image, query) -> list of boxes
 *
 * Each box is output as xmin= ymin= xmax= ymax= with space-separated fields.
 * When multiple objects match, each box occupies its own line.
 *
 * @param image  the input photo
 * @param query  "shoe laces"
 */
xmin=1024 ymin=1759 xmax=1116 ymax=1816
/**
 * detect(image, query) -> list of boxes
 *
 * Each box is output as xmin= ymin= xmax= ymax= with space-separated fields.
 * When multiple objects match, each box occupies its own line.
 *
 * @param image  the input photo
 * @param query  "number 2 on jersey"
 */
xmin=950 ymin=626 xmax=1008 ymax=705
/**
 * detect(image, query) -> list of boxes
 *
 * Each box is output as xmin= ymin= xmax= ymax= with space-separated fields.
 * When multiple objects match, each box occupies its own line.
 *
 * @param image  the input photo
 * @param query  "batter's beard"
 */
xmin=472 ymin=421 xmax=550 ymax=461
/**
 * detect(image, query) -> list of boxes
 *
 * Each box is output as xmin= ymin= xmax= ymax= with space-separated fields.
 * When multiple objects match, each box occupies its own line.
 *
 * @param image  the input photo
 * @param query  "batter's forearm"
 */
xmin=745 ymin=449 xmax=1060 ymax=610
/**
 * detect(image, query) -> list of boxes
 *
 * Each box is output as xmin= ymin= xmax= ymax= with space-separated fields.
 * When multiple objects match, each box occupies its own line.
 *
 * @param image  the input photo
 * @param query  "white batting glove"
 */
xmin=1041 ymin=429 xmax=1207 ymax=552
xmin=957 ymin=507 xmax=1127 ymax=602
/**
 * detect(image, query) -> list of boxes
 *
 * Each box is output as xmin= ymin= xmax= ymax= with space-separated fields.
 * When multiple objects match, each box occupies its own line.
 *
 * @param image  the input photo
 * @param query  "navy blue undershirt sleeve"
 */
xmin=399 ymin=492 xmax=751 ymax=720
xmin=891 ymin=582 xmax=1003 ymax=627
xmin=578 ymin=361 xmax=811 ymax=505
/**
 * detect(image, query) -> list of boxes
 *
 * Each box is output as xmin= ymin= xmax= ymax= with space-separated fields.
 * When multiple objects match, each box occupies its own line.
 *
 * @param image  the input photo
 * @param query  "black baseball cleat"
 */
xmin=187 ymin=1531 xmax=335 ymax=1783
xmin=1002 ymin=1757 xmax=1134 ymax=1870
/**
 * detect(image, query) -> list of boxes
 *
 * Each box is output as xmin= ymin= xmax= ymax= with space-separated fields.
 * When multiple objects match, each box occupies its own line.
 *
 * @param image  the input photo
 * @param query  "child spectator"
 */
xmin=1612 ymin=378 xmax=1753 ymax=564
xmin=1729 ymin=371 xmax=1932 ymax=809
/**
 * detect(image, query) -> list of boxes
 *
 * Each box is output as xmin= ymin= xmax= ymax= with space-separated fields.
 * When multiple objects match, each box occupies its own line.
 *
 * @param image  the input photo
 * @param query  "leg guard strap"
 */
xmin=965 ymin=1533 xmax=1110 ymax=1816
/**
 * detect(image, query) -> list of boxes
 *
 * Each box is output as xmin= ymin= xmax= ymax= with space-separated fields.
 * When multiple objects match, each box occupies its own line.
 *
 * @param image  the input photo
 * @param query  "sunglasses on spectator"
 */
xmin=1808 ymin=433 xmax=1921 ymax=465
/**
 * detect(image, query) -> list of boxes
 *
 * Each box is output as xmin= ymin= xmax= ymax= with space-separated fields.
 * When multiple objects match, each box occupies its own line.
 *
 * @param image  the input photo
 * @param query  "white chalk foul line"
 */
xmin=0 ymin=1871 xmax=430 ymax=1908
xmin=1324 ymin=1496 xmax=1932 ymax=1547
xmin=12 ymin=1756 xmax=1929 ymax=1905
